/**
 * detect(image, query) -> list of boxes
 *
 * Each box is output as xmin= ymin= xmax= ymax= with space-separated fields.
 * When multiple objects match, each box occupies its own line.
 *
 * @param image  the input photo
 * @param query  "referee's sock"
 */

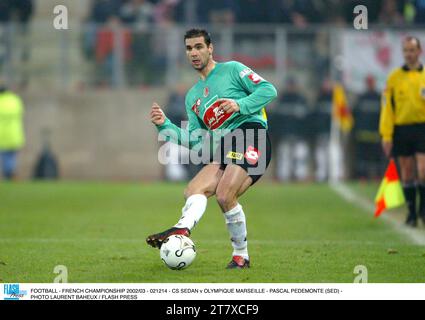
xmin=419 ymin=183 xmax=425 ymax=218
xmin=403 ymin=183 xmax=417 ymax=220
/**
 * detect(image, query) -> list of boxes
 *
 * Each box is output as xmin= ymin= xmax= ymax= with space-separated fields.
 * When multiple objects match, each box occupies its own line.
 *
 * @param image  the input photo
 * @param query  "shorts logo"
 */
xmin=203 ymin=87 xmax=209 ymax=97
xmin=248 ymin=73 xmax=263 ymax=84
xmin=203 ymin=100 xmax=233 ymax=130
xmin=226 ymin=151 xmax=244 ymax=161
xmin=244 ymin=146 xmax=261 ymax=165
xmin=191 ymin=98 xmax=201 ymax=116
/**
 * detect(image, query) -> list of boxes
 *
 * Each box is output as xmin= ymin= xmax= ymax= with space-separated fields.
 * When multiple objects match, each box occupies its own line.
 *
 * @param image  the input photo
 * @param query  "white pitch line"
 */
xmin=330 ymin=182 xmax=425 ymax=246
xmin=0 ymin=238 xmax=381 ymax=246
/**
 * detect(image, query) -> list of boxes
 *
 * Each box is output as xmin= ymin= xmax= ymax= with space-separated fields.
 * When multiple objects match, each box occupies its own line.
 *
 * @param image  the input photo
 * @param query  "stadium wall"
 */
xmin=19 ymin=89 xmax=166 ymax=181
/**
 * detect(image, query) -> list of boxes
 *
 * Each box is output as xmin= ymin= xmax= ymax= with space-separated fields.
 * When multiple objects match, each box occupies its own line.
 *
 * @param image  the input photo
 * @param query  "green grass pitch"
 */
xmin=0 ymin=182 xmax=424 ymax=283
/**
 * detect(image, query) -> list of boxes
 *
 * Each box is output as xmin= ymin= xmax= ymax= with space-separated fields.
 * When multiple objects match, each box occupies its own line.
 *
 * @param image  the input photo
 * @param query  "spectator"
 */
xmin=0 ymin=1 xmax=34 ymax=88
xmin=291 ymin=0 xmax=323 ymax=25
xmin=270 ymin=0 xmax=294 ymax=24
xmin=11 ymin=0 xmax=34 ymax=27
xmin=315 ymin=0 xmax=346 ymax=25
xmin=154 ymin=0 xmax=181 ymax=26
xmin=0 ymin=0 xmax=12 ymax=24
xmin=236 ymin=0 xmax=275 ymax=24
xmin=198 ymin=0 xmax=238 ymax=25
xmin=162 ymin=84 xmax=190 ymax=181
xmin=414 ymin=0 xmax=425 ymax=24
xmin=0 ymin=1 xmax=12 ymax=79
xmin=11 ymin=0 xmax=34 ymax=88
xmin=269 ymin=78 xmax=312 ymax=181
xmin=378 ymin=0 xmax=404 ymax=25
xmin=0 ymin=80 xmax=25 ymax=180
xmin=82 ymin=0 xmax=122 ymax=70
xmin=119 ymin=0 xmax=155 ymax=27
xmin=120 ymin=0 xmax=155 ymax=86
xmin=353 ymin=75 xmax=385 ymax=180
xmin=164 ymin=84 xmax=187 ymax=126
xmin=274 ymin=0 xmax=333 ymax=26
xmin=95 ymin=17 xmax=132 ymax=86
xmin=89 ymin=0 xmax=121 ymax=24
xmin=168 ymin=0 xmax=186 ymax=24
xmin=312 ymin=78 xmax=333 ymax=182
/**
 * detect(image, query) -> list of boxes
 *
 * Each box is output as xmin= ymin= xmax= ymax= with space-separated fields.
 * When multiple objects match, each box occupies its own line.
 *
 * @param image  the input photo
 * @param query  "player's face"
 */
xmin=185 ymin=37 xmax=213 ymax=71
xmin=403 ymin=40 xmax=421 ymax=66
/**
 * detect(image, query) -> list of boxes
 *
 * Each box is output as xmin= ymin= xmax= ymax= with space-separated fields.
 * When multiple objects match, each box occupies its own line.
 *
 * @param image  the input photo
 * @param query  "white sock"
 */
xmin=174 ymin=194 xmax=207 ymax=230
xmin=224 ymin=204 xmax=249 ymax=260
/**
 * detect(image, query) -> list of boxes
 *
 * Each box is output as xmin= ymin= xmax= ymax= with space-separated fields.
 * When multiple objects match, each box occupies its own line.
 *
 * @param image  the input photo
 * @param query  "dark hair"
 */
xmin=184 ymin=28 xmax=212 ymax=46
xmin=404 ymin=36 xmax=422 ymax=50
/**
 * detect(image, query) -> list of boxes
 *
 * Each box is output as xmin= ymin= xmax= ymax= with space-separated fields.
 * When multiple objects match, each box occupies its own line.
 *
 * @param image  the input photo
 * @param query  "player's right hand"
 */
xmin=382 ymin=141 xmax=393 ymax=158
xmin=150 ymin=102 xmax=166 ymax=126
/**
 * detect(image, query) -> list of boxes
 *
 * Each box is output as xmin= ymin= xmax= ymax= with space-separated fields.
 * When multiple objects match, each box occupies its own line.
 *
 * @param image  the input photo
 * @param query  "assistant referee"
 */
xmin=380 ymin=36 xmax=425 ymax=227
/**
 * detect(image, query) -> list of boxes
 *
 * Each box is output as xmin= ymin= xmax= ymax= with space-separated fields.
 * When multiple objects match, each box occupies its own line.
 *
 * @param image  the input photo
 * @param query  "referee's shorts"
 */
xmin=393 ymin=123 xmax=425 ymax=157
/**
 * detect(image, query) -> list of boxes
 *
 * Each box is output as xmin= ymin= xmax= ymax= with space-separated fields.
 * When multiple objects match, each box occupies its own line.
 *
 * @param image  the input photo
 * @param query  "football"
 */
xmin=160 ymin=235 xmax=196 ymax=270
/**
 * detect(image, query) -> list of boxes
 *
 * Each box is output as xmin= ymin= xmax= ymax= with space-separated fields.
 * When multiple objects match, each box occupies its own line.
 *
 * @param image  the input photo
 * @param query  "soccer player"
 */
xmin=147 ymin=29 xmax=277 ymax=268
xmin=380 ymin=36 xmax=425 ymax=227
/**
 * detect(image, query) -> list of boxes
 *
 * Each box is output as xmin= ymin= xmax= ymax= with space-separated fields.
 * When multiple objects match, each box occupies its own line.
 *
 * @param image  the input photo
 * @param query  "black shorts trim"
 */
xmin=393 ymin=123 xmax=425 ymax=157
xmin=212 ymin=122 xmax=272 ymax=185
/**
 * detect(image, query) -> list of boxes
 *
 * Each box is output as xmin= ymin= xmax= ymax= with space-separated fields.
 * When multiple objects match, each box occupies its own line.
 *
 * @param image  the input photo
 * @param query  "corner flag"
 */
xmin=374 ymin=159 xmax=405 ymax=217
xmin=332 ymin=83 xmax=354 ymax=133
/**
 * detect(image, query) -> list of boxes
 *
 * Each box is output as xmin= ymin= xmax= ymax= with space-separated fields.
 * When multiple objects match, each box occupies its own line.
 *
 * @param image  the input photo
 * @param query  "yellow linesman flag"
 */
xmin=332 ymin=83 xmax=354 ymax=133
xmin=375 ymin=159 xmax=406 ymax=217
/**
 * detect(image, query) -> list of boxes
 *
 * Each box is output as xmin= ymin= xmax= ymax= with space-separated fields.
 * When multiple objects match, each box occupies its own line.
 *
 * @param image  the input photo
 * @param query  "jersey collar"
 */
xmin=199 ymin=62 xmax=220 ymax=82
xmin=402 ymin=64 xmax=424 ymax=72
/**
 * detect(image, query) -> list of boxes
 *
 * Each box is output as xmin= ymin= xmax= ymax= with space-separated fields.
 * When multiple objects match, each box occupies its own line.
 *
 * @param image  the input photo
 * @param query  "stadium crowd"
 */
xmin=84 ymin=0 xmax=425 ymax=26
xmin=0 ymin=0 xmax=34 ymax=25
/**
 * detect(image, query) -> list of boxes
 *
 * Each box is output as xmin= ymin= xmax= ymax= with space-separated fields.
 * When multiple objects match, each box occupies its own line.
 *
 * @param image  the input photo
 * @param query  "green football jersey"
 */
xmin=157 ymin=61 xmax=277 ymax=150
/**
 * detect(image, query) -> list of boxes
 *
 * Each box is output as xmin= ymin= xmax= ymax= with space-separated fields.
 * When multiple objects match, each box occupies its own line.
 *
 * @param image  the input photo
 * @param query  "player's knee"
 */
xmin=215 ymin=191 xmax=237 ymax=212
xmin=184 ymin=186 xmax=195 ymax=200
xmin=401 ymin=168 xmax=416 ymax=183
xmin=417 ymin=161 xmax=425 ymax=182
xmin=418 ymin=169 xmax=425 ymax=183
xmin=184 ymin=185 xmax=212 ymax=199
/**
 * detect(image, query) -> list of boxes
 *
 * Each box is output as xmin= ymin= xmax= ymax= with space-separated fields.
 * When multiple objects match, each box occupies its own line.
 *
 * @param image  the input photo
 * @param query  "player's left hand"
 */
xmin=217 ymin=98 xmax=240 ymax=114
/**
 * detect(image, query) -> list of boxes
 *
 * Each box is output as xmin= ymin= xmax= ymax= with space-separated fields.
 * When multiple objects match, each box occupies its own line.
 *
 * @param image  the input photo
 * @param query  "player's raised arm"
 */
xmin=151 ymin=101 xmax=205 ymax=151
xmin=150 ymin=102 xmax=166 ymax=126
xmin=231 ymin=62 xmax=278 ymax=115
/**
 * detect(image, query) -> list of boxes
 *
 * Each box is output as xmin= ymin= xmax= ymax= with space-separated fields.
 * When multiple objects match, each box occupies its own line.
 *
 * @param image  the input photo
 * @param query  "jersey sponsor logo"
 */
xmin=226 ymin=151 xmax=244 ymax=161
xmin=191 ymin=98 xmax=201 ymax=115
xmin=248 ymin=73 xmax=264 ymax=84
xmin=203 ymin=100 xmax=234 ymax=130
xmin=203 ymin=87 xmax=209 ymax=97
xmin=239 ymin=68 xmax=252 ymax=78
xmin=244 ymin=146 xmax=261 ymax=165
